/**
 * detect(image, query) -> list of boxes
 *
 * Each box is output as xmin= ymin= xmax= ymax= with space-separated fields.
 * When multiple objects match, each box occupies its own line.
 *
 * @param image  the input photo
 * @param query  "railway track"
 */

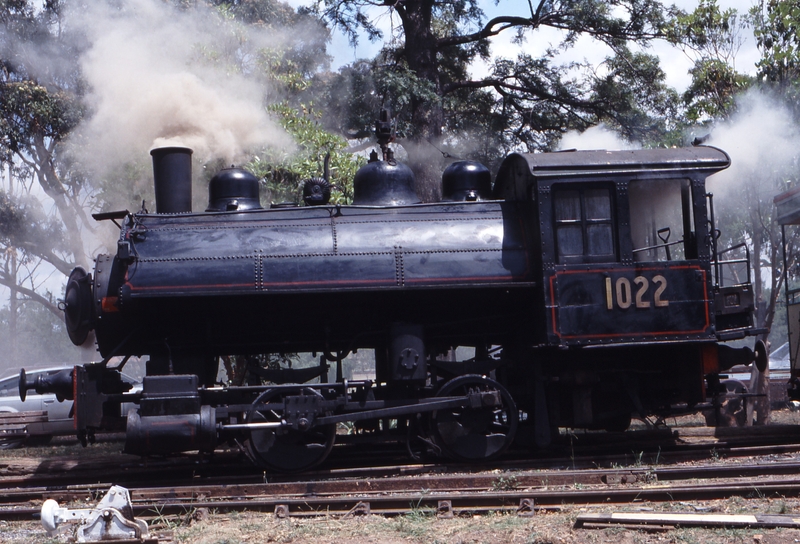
xmin=0 ymin=426 xmax=800 ymax=520
xmin=3 ymin=422 xmax=800 ymax=538
xmin=3 ymin=457 xmax=800 ymax=521
xmin=0 ymin=425 xmax=800 ymax=488
xmin=3 ymin=422 xmax=800 ymax=488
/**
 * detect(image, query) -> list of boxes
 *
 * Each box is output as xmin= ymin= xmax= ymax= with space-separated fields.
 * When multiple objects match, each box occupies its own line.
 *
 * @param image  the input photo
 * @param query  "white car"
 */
xmin=768 ymin=341 xmax=791 ymax=373
xmin=0 ymin=366 xmax=139 ymax=448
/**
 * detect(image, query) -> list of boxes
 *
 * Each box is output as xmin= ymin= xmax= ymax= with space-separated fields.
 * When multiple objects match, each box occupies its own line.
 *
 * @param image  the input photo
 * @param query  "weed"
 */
xmin=772 ymin=498 xmax=789 ymax=514
xmin=148 ymin=504 xmax=196 ymax=530
xmin=491 ymin=475 xmax=518 ymax=491
xmin=393 ymin=505 xmax=435 ymax=539
xmin=567 ymin=430 xmax=578 ymax=469
xmin=748 ymin=486 xmax=766 ymax=500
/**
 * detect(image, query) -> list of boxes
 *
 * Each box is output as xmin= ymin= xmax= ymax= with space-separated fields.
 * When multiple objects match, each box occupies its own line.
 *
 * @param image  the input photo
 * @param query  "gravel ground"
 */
xmin=4 ymin=409 xmax=800 ymax=543
xmin=5 ymin=498 xmax=800 ymax=544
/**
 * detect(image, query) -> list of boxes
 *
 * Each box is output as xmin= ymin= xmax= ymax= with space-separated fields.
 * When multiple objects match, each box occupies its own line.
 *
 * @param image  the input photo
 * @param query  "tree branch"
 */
xmin=437 ymin=15 xmax=542 ymax=49
xmin=0 ymin=274 xmax=63 ymax=320
xmin=441 ymin=77 xmax=602 ymax=110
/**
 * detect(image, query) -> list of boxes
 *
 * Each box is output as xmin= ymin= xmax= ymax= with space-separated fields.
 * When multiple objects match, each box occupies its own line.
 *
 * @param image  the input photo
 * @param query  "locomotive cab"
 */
xmin=494 ymin=147 xmax=757 ymax=347
xmin=495 ymin=148 xmax=762 ymax=433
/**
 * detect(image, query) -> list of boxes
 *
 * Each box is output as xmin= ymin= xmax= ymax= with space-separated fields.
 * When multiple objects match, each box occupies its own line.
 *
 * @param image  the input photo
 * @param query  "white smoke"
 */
xmin=558 ymin=124 xmax=640 ymax=151
xmin=702 ymin=90 xmax=800 ymax=202
xmin=67 ymin=0 xmax=297 ymax=173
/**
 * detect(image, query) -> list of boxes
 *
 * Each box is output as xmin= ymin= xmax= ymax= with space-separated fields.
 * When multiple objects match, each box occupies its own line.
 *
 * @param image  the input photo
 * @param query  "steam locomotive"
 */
xmin=21 ymin=118 xmax=765 ymax=471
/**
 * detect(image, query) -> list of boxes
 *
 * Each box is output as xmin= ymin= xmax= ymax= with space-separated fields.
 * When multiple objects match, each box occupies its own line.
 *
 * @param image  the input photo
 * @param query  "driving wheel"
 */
xmin=431 ymin=374 xmax=518 ymax=462
xmin=705 ymin=379 xmax=748 ymax=427
xmin=245 ymin=387 xmax=335 ymax=472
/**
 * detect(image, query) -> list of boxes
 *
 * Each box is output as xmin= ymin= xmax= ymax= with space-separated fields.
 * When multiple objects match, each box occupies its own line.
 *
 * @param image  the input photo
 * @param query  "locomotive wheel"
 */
xmin=245 ymin=387 xmax=335 ymax=472
xmin=431 ymin=375 xmax=518 ymax=462
xmin=704 ymin=379 xmax=748 ymax=427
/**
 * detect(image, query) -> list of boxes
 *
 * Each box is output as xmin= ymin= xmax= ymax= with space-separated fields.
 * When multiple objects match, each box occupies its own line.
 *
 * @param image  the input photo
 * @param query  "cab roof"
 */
xmin=502 ymin=146 xmax=730 ymax=179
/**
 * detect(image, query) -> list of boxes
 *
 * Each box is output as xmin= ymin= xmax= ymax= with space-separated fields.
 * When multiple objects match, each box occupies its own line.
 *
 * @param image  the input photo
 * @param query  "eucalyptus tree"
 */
xmin=751 ymin=0 xmax=800 ymax=114
xmin=747 ymin=0 xmax=800 ymax=344
xmin=670 ymin=0 xmax=800 ymax=423
xmin=0 ymin=0 xmax=88 ymax=319
xmin=669 ymin=0 xmax=753 ymax=123
xmin=0 ymin=0 xmax=356 ymax=368
xmin=311 ymin=0 xmax=681 ymax=199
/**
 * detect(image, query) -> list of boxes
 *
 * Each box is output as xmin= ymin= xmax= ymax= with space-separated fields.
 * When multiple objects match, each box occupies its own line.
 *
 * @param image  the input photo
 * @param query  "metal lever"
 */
xmin=40 ymin=485 xmax=148 ymax=542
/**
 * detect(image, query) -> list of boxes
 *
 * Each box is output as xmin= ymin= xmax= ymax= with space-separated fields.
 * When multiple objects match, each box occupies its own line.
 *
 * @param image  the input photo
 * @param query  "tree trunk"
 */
xmin=396 ymin=0 xmax=446 ymax=202
xmin=8 ymin=252 xmax=17 ymax=359
xmin=32 ymin=138 xmax=89 ymax=270
xmin=748 ymin=203 xmax=771 ymax=425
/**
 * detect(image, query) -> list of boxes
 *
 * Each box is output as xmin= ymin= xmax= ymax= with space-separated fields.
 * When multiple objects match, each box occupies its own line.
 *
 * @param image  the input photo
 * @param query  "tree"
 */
xmin=0 ymin=0 xmax=91 ymax=319
xmin=311 ymin=0 xmax=679 ymax=199
xmin=744 ymin=0 xmax=800 ymax=350
xmin=671 ymin=0 xmax=800 ymax=424
xmin=248 ymin=102 xmax=363 ymax=204
xmin=0 ymin=0 xmax=359 ymax=371
xmin=668 ymin=0 xmax=753 ymax=123
xmin=751 ymin=0 xmax=800 ymax=113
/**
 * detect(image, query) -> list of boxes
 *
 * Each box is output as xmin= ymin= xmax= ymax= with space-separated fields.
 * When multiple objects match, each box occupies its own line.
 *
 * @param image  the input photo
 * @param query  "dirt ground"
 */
xmin=4 ymin=496 xmax=800 ymax=544
xmin=4 ymin=409 xmax=800 ymax=543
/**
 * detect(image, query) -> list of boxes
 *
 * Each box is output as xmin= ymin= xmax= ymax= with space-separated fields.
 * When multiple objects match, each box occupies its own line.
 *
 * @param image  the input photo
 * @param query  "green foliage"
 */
xmin=0 ymin=0 xmax=92 ymax=280
xmin=668 ymin=0 xmax=754 ymax=122
xmin=669 ymin=0 xmax=743 ymax=55
xmin=313 ymin=0 xmax=678 ymax=177
xmin=683 ymin=59 xmax=752 ymax=122
xmin=752 ymin=0 xmax=800 ymax=111
xmin=0 ymin=191 xmax=66 ymax=261
xmin=249 ymin=103 xmax=362 ymax=204
xmin=591 ymin=49 xmax=681 ymax=146
xmin=0 ymin=81 xmax=83 ymax=151
xmin=752 ymin=0 xmax=800 ymax=78
xmin=491 ymin=475 xmax=518 ymax=491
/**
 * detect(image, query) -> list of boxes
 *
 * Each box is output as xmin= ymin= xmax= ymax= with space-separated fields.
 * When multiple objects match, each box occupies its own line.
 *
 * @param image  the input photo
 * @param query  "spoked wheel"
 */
xmin=245 ymin=387 xmax=335 ymax=472
xmin=705 ymin=379 xmax=748 ymax=427
xmin=431 ymin=374 xmax=518 ymax=462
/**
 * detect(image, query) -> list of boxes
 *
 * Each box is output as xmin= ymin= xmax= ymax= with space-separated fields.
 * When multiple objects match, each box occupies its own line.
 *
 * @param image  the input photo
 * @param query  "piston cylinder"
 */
xmin=125 ymin=405 xmax=216 ymax=455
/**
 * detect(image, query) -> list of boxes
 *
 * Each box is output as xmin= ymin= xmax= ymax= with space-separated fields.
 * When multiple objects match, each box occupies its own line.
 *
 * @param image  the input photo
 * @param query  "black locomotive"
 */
xmin=21 ymin=120 xmax=765 ymax=471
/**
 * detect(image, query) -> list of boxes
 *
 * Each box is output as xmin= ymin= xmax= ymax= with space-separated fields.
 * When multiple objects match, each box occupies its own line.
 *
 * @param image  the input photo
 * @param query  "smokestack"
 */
xmin=150 ymin=146 xmax=193 ymax=213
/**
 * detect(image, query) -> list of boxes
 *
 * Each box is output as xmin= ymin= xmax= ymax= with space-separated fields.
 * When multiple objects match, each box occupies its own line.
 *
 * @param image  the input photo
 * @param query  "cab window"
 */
xmin=629 ymin=179 xmax=694 ymax=262
xmin=553 ymin=186 xmax=615 ymax=263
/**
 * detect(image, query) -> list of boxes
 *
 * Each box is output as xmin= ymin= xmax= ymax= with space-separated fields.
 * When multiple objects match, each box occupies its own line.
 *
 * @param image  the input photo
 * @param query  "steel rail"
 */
xmin=5 ymin=476 xmax=800 ymax=522
xmin=4 ymin=457 xmax=800 ymax=519
xmin=3 ymin=440 xmax=800 ymax=495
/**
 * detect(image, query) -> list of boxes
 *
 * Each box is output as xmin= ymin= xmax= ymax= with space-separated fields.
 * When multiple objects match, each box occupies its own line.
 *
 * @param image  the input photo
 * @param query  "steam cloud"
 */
xmin=557 ymin=92 xmax=800 ymax=212
xmin=701 ymin=90 xmax=800 ymax=203
xmin=68 ymin=0 xmax=296 ymax=174
xmin=558 ymin=124 xmax=639 ymax=151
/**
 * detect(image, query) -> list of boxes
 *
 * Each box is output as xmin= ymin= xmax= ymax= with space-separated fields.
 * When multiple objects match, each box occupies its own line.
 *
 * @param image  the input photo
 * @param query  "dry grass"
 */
xmin=6 ymin=498 xmax=800 ymax=544
xmin=5 ymin=410 xmax=800 ymax=543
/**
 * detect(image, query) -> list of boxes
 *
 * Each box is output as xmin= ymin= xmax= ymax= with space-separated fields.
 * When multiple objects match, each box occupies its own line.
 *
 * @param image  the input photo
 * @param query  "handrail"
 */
xmin=715 ymin=241 xmax=751 ymax=287
xmin=632 ymin=239 xmax=683 ymax=255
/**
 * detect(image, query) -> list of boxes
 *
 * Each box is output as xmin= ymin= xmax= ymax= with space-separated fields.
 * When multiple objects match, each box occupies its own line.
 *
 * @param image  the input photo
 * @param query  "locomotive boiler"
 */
xmin=21 ymin=122 xmax=765 ymax=471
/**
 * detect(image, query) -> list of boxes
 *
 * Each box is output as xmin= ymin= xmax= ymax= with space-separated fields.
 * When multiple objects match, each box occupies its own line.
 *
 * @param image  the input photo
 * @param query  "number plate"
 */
xmin=547 ymin=264 xmax=711 ymax=343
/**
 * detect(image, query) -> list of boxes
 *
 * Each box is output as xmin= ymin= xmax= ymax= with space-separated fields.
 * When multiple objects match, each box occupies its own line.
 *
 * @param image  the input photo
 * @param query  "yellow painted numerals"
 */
xmin=605 ymin=275 xmax=668 ymax=310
